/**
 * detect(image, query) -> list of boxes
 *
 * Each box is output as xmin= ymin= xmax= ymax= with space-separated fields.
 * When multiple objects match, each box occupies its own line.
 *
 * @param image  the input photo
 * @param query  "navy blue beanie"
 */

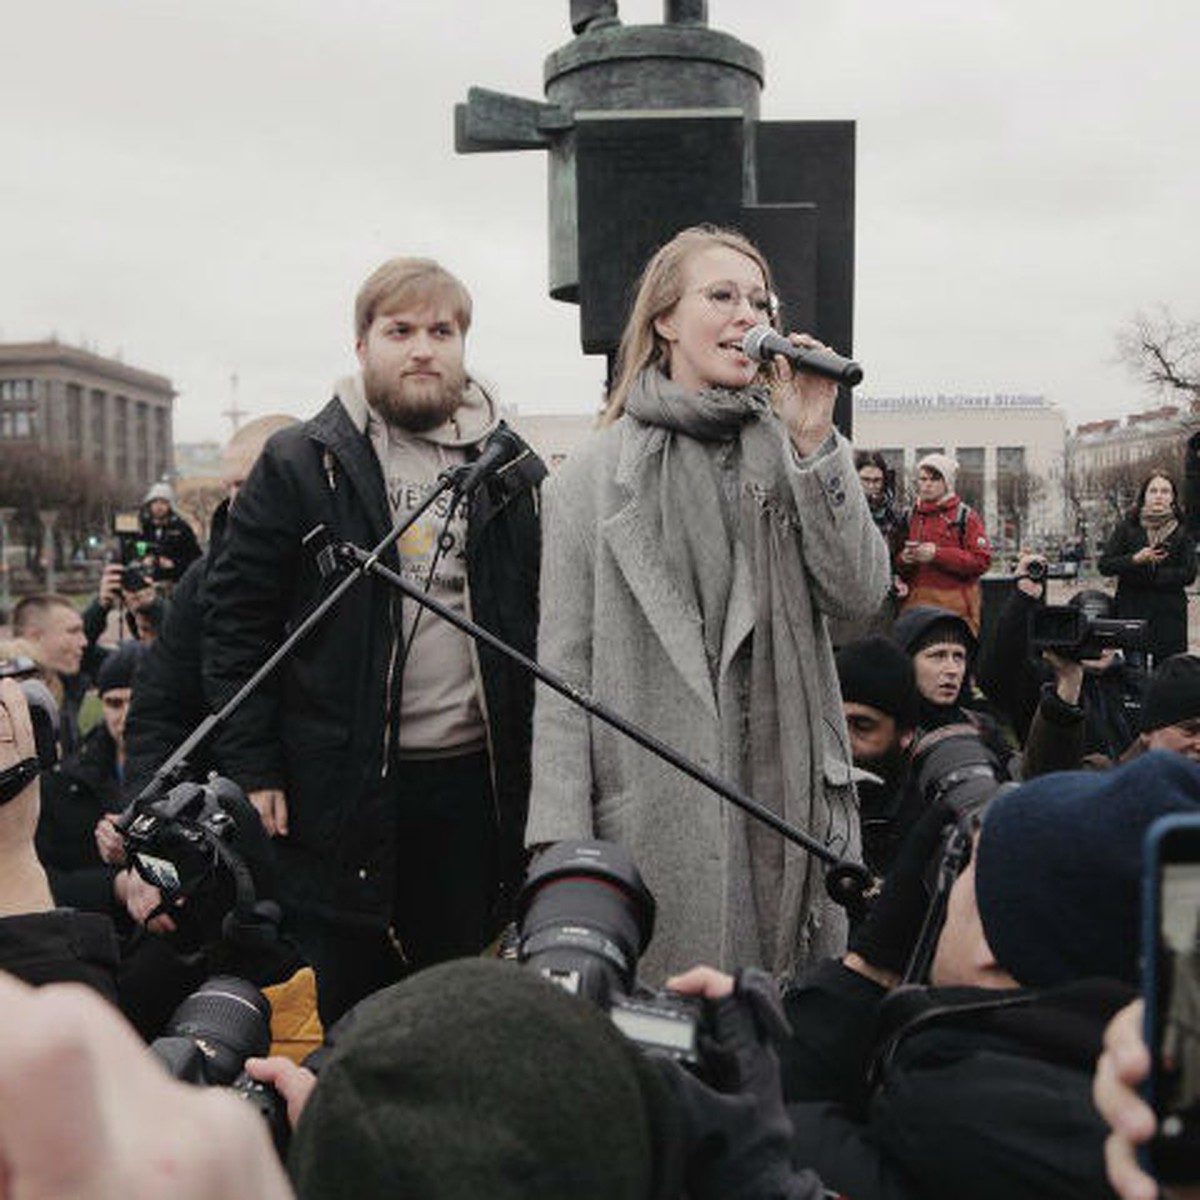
xmin=96 ymin=640 xmax=148 ymax=694
xmin=975 ymin=750 xmax=1200 ymax=987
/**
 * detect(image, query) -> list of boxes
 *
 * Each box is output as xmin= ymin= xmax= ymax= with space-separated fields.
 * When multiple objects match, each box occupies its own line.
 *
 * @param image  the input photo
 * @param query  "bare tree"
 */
xmin=1116 ymin=306 xmax=1200 ymax=407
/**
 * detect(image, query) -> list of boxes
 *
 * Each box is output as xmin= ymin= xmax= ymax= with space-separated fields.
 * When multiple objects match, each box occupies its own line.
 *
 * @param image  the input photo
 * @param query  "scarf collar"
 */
xmin=622 ymin=367 xmax=771 ymax=442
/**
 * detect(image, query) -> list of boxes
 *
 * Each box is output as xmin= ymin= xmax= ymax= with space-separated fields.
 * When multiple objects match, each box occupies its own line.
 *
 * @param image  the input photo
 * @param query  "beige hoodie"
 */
xmin=335 ymin=373 xmax=500 ymax=754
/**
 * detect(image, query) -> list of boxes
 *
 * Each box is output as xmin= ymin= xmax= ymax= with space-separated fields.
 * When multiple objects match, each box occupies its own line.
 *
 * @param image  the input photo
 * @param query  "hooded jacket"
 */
xmin=202 ymin=378 xmax=545 ymax=926
xmin=895 ymin=492 xmax=990 ymax=632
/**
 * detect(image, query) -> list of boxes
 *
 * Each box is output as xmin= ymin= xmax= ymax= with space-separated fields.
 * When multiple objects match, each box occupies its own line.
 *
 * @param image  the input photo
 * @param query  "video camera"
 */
xmin=112 ymin=510 xmax=155 ymax=590
xmin=149 ymin=975 xmax=289 ymax=1155
xmin=515 ymin=840 xmax=705 ymax=1066
xmin=1029 ymin=605 xmax=1147 ymax=661
xmin=1023 ymin=557 xmax=1078 ymax=583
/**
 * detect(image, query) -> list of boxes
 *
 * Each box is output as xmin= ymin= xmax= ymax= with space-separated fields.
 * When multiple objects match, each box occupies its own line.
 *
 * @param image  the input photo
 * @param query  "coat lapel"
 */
xmin=605 ymin=423 xmax=717 ymax=717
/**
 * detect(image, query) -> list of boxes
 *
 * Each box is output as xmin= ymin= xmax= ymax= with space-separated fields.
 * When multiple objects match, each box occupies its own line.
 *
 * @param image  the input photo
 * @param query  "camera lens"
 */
xmin=160 ymin=975 xmax=272 ymax=1086
xmin=516 ymin=840 xmax=656 ymax=1007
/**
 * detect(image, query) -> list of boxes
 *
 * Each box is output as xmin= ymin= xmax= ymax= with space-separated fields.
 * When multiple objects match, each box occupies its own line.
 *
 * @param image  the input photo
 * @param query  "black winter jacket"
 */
xmin=202 ymin=398 xmax=545 ymax=927
xmin=123 ymin=501 xmax=228 ymax=799
xmin=780 ymin=959 xmax=1129 ymax=1200
xmin=1099 ymin=515 xmax=1196 ymax=664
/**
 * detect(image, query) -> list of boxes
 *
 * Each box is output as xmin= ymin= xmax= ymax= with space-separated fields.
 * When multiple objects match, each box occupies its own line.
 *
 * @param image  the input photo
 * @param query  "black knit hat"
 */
xmin=96 ymin=640 xmax=147 ymax=694
xmin=289 ymin=958 xmax=679 ymax=1200
xmin=890 ymin=604 xmax=976 ymax=659
xmin=975 ymin=750 xmax=1200 ymax=987
xmin=836 ymin=636 xmax=920 ymax=730
xmin=1141 ymin=653 xmax=1200 ymax=733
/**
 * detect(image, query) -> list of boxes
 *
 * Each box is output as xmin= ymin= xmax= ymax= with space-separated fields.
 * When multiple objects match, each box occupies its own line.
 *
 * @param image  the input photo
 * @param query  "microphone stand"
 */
xmin=330 ymin=537 xmax=871 ymax=914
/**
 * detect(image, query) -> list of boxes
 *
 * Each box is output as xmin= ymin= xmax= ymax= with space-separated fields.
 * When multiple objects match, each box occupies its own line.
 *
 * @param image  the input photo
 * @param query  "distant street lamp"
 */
xmin=38 ymin=509 xmax=59 ymax=593
xmin=0 ymin=507 xmax=16 ymax=614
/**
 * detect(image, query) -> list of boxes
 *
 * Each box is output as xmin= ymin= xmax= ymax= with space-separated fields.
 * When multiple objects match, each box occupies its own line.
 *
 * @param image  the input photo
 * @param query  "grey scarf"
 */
xmin=623 ymin=368 xmax=838 ymax=973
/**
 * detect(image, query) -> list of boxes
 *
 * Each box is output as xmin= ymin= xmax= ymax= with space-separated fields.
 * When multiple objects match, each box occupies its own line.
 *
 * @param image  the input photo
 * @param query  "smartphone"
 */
xmin=1142 ymin=811 xmax=1200 ymax=1184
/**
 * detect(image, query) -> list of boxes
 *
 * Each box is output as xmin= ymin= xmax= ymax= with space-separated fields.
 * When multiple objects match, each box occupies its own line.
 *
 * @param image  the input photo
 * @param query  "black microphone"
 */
xmin=741 ymin=325 xmax=864 ymax=387
xmin=452 ymin=425 xmax=525 ymax=497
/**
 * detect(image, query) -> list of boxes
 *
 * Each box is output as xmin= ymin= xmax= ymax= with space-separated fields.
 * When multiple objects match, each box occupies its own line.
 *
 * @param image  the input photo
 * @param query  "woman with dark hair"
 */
xmin=525 ymin=224 xmax=890 ymax=982
xmin=1099 ymin=470 xmax=1196 ymax=665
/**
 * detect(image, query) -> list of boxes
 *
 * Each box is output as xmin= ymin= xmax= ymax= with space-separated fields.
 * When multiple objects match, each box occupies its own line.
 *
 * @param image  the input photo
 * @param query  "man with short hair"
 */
xmin=203 ymin=257 xmax=546 ymax=1025
xmin=12 ymin=593 xmax=89 ymax=755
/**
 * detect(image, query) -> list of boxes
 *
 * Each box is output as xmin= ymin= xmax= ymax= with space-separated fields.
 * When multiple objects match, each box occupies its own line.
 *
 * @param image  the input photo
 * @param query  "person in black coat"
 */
xmin=1099 ymin=470 xmax=1197 ymax=666
xmin=203 ymin=257 xmax=546 ymax=1026
xmin=138 ymin=482 xmax=203 ymax=585
xmin=775 ymin=751 xmax=1200 ymax=1200
xmin=122 ymin=415 xmax=300 ymax=800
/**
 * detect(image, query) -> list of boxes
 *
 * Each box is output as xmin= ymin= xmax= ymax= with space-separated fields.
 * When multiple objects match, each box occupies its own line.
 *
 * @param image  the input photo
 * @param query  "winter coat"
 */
xmin=895 ymin=493 xmax=990 ymax=632
xmin=525 ymin=420 xmax=889 ymax=984
xmin=123 ymin=501 xmax=229 ymax=799
xmin=138 ymin=507 xmax=203 ymax=583
xmin=780 ymin=959 xmax=1130 ymax=1200
xmin=1098 ymin=514 xmax=1196 ymax=664
xmin=203 ymin=394 xmax=545 ymax=927
xmin=36 ymin=723 xmax=123 ymax=915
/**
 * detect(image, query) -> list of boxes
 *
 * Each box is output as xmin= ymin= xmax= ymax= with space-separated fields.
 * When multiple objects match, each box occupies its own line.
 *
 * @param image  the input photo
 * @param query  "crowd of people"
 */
xmin=1 ymin=224 xmax=1199 ymax=1197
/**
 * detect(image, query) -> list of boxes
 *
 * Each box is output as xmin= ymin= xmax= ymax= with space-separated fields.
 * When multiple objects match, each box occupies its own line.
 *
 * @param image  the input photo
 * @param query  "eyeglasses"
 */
xmin=692 ymin=282 xmax=778 ymax=319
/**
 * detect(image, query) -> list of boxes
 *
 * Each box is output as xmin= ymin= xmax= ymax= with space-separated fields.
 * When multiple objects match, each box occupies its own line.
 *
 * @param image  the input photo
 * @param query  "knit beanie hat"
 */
xmin=836 ymin=636 xmax=921 ymax=730
xmin=1141 ymin=653 xmax=1200 ymax=733
xmin=96 ymin=640 xmax=148 ymax=694
xmin=143 ymin=480 xmax=175 ymax=505
xmin=288 ymin=958 xmax=678 ymax=1200
xmin=917 ymin=452 xmax=958 ymax=492
xmin=890 ymin=604 xmax=976 ymax=660
xmin=975 ymin=750 xmax=1200 ymax=987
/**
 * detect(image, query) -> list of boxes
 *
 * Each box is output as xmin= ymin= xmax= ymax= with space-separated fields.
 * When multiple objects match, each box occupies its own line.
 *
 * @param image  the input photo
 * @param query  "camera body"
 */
xmin=516 ymin=839 xmax=705 ymax=1065
xmin=123 ymin=777 xmax=242 ymax=899
xmin=1029 ymin=605 xmax=1147 ymax=661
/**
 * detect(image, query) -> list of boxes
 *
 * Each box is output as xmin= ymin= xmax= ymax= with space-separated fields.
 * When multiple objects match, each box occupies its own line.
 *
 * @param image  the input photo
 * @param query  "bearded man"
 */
xmin=203 ymin=258 xmax=546 ymax=1025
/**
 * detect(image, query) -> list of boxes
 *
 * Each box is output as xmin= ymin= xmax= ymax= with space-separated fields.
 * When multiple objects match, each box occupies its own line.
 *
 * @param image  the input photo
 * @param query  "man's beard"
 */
xmin=363 ymin=361 xmax=467 ymax=433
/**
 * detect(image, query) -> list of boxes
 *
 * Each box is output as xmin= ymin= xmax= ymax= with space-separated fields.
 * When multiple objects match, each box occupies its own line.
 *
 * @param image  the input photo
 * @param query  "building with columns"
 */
xmin=0 ymin=340 xmax=175 ymax=494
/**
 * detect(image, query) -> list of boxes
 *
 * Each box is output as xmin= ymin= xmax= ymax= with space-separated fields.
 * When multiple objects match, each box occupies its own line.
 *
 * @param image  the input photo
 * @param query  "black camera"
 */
xmin=112 ymin=510 xmax=155 ymax=586
xmin=1024 ymin=557 xmax=1078 ymax=583
xmin=1029 ymin=605 xmax=1147 ymax=661
xmin=515 ymin=839 xmax=705 ymax=1065
xmin=149 ymin=975 xmax=289 ymax=1155
xmin=909 ymin=722 xmax=1005 ymax=819
xmin=123 ymin=776 xmax=244 ymax=900
xmin=0 ymin=656 xmax=59 ymax=769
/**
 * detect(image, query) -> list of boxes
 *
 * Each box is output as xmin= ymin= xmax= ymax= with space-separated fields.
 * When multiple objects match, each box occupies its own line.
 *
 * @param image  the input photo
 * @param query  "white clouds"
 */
xmin=3 ymin=0 xmax=1197 ymax=440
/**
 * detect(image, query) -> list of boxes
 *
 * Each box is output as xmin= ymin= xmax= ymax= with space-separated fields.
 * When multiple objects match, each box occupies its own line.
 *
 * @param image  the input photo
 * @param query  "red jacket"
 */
xmin=896 ymin=493 xmax=991 ymax=631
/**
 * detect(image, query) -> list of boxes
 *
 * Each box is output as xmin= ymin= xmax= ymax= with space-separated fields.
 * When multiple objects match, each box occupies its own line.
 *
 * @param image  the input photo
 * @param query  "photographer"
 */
xmin=139 ymin=480 xmax=203 ymax=585
xmin=975 ymin=552 xmax=1144 ymax=761
xmin=775 ymin=751 xmax=1200 ymax=1200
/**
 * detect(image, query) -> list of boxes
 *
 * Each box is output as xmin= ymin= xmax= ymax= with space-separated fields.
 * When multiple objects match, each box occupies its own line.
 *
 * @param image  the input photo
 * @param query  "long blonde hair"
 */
xmin=603 ymin=224 xmax=780 ymax=424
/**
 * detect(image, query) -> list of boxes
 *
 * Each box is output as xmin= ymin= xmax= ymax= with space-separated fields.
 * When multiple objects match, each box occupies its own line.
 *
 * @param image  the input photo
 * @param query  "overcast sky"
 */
xmin=4 ymin=0 xmax=1196 ymax=443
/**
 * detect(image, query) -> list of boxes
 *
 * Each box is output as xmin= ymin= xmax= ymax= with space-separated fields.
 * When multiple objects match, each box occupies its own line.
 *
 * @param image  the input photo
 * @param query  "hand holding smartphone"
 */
xmin=1142 ymin=812 xmax=1200 ymax=1187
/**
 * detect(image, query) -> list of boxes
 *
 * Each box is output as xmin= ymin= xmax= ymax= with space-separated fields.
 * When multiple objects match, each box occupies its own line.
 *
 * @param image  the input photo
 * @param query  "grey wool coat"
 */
xmin=525 ymin=415 xmax=891 ymax=985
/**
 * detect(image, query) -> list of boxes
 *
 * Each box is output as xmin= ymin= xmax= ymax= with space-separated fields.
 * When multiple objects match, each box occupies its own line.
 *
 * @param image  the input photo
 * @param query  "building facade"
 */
xmin=0 ymin=340 xmax=176 ymax=494
xmin=852 ymin=392 xmax=1069 ymax=551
